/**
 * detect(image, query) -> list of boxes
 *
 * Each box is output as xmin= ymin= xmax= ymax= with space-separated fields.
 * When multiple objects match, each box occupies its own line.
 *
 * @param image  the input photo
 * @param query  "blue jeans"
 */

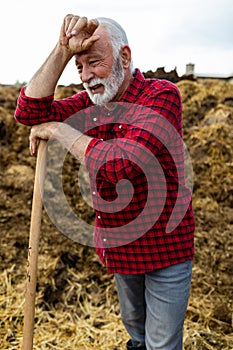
xmin=114 ymin=261 xmax=192 ymax=349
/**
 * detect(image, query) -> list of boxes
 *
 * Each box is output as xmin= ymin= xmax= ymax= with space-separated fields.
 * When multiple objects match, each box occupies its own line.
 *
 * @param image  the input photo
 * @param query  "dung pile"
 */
xmin=177 ymin=79 xmax=233 ymax=349
xmin=0 ymin=79 xmax=232 ymax=349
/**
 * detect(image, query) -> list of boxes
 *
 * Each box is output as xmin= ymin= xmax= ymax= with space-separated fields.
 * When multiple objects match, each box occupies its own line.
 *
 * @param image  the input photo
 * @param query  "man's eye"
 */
xmin=77 ymin=66 xmax=82 ymax=72
xmin=90 ymin=60 xmax=99 ymax=66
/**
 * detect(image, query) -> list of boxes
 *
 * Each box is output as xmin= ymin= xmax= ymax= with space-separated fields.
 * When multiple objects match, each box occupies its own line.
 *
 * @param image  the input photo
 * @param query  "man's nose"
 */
xmin=81 ymin=66 xmax=95 ymax=83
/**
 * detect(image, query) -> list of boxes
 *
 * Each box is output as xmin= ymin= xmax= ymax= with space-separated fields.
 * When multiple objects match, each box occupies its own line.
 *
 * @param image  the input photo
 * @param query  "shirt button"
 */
xmin=93 ymin=117 xmax=97 ymax=122
xmin=103 ymin=238 xmax=107 ymax=242
xmin=119 ymin=124 xmax=122 ymax=129
xmin=97 ymin=215 xmax=101 ymax=219
xmin=92 ymin=191 xmax=96 ymax=195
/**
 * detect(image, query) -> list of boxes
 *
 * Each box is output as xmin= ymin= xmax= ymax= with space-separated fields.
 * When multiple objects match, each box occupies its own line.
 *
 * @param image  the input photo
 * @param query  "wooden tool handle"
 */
xmin=22 ymin=139 xmax=47 ymax=350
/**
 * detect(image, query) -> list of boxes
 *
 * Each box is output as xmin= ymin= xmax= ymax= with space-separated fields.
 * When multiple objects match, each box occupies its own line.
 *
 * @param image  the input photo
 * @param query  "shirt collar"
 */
xmin=120 ymin=68 xmax=145 ymax=103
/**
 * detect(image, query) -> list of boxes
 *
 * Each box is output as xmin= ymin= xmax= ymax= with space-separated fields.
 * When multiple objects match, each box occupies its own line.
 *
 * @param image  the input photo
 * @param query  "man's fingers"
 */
xmin=61 ymin=14 xmax=100 ymax=51
xmin=64 ymin=14 xmax=79 ymax=32
xmin=29 ymin=123 xmax=51 ymax=156
xmin=65 ymin=16 xmax=99 ymax=38
xmin=87 ymin=19 xmax=99 ymax=34
xmin=73 ymin=16 xmax=88 ymax=33
xmin=82 ymin=35 xmax=100 ymax=50
xmin=29 ymin=133 xmax=39 ymax=157
xmin=66 ymin=16 xmax=87 ymax=37
xmin=29 ymin=122 xmax=60 ymax=156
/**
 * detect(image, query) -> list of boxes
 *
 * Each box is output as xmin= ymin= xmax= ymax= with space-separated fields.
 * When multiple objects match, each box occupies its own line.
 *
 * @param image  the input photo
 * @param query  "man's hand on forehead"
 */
xmin=60 ymin=14 xmax=100 ymax=55
xmin=65 ymin=15 xmax=99 ymax=38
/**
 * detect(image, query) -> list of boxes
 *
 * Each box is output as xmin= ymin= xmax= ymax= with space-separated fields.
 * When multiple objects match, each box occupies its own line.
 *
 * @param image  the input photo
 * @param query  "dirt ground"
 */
xmin=0 ymin=78 xmax=232 ymax=349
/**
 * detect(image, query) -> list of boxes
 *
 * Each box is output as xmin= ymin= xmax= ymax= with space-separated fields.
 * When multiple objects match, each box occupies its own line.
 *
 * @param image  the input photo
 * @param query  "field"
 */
xmin=0 ymin=78 xmax=232 ymax=349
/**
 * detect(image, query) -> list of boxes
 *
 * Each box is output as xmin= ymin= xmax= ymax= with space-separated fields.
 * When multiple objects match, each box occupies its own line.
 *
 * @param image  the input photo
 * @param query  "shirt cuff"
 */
xmin=84 ymin=138 xmax=103 ymax=160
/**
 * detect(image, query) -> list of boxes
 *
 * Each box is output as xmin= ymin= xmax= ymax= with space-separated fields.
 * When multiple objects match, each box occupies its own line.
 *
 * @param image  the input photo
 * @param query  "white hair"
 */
xmin=97 ymin=17 xmax=134 ymax=73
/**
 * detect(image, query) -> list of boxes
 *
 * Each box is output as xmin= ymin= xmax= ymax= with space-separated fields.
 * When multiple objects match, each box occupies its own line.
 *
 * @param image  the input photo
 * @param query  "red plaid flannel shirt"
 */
xmin=15 ymin=69 xmax=195 ymax=274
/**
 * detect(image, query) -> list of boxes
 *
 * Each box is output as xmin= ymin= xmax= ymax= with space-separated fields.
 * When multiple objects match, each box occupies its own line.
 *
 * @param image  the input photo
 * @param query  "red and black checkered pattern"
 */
xmin=15 ymin=69 xmax=195 ymax=274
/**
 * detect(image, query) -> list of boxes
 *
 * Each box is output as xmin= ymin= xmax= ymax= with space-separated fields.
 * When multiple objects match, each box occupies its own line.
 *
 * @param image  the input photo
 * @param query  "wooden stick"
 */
xmin=22 ymin=139 xmax=47 ymax=350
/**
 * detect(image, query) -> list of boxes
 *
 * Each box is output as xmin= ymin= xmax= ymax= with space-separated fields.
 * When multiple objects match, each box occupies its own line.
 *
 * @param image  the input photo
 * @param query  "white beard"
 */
xmin=83 ymin=56 xmax=125 ymax=105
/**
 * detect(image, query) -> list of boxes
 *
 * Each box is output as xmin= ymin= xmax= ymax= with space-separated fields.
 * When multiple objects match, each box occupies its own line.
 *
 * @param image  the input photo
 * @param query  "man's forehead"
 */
xmin=75 ymin=50 xmax=100 ymax=63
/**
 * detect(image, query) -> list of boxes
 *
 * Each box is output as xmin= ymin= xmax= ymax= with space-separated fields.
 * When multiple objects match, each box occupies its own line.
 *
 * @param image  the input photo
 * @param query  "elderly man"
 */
xmin=15 ymin=14 xmax=195 ymax=350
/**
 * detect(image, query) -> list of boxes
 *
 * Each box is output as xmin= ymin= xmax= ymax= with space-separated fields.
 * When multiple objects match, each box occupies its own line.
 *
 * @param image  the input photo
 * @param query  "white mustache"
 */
xmin=84 ymin=78 xmax=106 ymax=90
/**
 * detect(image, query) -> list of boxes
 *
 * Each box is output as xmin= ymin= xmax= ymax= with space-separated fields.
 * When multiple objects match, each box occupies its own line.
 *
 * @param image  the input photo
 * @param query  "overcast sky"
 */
xmin=1 ymin=0 xmax=232 ymax=85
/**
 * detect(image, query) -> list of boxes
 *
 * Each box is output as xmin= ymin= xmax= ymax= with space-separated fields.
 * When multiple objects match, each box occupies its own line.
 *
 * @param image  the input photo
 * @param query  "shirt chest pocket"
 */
xmin=111 ymin=123 xmax=128 ymax=138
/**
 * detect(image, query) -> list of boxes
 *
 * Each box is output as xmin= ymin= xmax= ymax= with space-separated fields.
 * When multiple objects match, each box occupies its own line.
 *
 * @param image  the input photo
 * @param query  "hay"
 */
xmin=0 ymin=249 xmax=128 ymax=350
xmin=0 ymin=79 xmax=233 ymax=349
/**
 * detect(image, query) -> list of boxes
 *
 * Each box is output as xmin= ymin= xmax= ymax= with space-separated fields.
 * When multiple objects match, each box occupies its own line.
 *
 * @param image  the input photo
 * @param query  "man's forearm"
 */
xmin=25 ymin=44 xmax=73 ymax=98
xmin=24 ymin=15 xmax=100 ymax=99
xmin=54 ymin=123 xmax=92 ymax=163
xmin=29 ymin=122 xmax=93 ymax=163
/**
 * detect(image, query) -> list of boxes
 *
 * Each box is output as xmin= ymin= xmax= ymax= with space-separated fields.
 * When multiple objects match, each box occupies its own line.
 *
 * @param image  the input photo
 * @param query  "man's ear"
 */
xmin=120 ymin=45 xmax=131 ymax=69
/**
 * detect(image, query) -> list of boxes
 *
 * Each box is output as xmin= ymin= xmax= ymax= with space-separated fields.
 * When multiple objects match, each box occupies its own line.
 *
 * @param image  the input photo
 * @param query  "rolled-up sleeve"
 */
xmin=14 ymin=87 xmax=56 ymax=125
xmin=14 ymin=86 xmax=90 ymax=126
